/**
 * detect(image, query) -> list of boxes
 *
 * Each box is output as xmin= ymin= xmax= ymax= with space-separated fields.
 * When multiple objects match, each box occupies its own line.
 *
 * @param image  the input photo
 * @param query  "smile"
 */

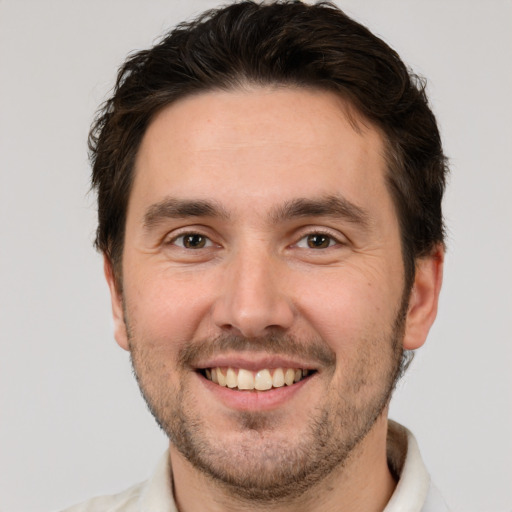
xmin=201 ymin=367 xmax=313 ymax=391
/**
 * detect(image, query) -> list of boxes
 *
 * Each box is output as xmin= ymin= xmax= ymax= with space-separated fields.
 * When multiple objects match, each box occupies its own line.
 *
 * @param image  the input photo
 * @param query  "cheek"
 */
xmin=293 ymin=267 xmax=401 ymax=354
xmin=123 ymin=267 xmax=217 ymax=351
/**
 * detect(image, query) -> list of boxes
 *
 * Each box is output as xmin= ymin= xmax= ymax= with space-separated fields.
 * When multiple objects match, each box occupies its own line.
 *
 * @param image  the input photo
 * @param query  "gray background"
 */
xmin=1 ymin=1 xmax=511 ymax=511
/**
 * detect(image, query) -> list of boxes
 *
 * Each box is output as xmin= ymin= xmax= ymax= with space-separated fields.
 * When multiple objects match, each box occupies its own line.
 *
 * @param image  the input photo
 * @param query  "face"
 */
xmin=106 ymin=87 xmax=441 ymax=500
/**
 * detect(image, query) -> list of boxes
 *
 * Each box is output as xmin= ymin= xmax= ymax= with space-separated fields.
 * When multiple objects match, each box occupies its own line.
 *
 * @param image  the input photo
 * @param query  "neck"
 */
xmin=169 ymin=414 xmax=396 ymax=512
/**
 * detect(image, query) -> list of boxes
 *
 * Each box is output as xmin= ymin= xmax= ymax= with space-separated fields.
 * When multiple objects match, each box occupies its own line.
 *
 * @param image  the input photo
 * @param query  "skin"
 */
xmin=105 ymin=86 xmax=443 ymax=512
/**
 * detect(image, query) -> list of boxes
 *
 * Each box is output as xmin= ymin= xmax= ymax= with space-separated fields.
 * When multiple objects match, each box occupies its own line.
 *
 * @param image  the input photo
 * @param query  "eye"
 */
xmin=171 ymin=233 xmax=213 ymax=249
xmin=296 ymin=233 xmax=338 ymax=249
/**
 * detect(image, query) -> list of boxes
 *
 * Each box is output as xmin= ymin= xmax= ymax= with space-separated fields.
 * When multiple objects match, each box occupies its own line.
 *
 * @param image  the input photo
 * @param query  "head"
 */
xmin=91 ymin=0 xmax=446 ymax=504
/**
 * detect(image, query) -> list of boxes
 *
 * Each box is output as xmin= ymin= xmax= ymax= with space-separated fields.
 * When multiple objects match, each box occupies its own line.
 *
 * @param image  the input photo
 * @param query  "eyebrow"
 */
xmin=143 ymin=198 xmax=230 ymax=229
xmin=143 ymin=194 xmax=370 ymax=230
xmin=269 ymin=195 xmax=370 ymax=227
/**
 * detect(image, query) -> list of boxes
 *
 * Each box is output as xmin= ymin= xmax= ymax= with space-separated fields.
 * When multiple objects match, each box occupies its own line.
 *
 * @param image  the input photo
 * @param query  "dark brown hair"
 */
xmin=89 ymin=0 xmax=447 ymax=287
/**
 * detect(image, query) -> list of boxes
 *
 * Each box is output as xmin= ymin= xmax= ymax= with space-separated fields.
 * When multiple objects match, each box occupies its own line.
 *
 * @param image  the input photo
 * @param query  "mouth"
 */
xmin=199 ymin=367 xmax=315 ymax=391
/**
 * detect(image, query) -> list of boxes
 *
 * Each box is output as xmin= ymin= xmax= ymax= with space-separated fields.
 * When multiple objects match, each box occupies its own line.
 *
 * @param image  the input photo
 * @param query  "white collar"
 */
xmin=384 ymin=420 xmax=431 ymax=511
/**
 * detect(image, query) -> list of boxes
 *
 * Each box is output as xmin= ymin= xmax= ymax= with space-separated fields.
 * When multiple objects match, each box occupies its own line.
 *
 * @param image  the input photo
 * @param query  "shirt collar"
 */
xmin=138 ymin=450 xmax=177 ymax=512
xmin=384 ymin=420 xmax=431 ymax=511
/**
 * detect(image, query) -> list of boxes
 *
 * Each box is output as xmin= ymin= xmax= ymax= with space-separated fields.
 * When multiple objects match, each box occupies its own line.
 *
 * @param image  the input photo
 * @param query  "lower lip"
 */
xmin=197 ymin=372 xmax=314 ymax=411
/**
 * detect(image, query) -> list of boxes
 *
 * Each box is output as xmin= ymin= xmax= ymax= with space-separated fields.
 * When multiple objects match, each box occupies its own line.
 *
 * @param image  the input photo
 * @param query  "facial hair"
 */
xmin=127 ymin=297 xmax=409 ymax=503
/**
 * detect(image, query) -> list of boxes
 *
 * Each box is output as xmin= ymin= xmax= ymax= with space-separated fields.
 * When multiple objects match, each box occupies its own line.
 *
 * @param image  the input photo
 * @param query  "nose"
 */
xmin=212 ymin=245 xmax=295 ymax=338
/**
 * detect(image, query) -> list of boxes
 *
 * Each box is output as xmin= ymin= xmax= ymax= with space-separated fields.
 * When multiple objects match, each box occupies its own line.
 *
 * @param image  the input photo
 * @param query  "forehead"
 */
xmin=130 ymin=86 xmax=391 ymax=221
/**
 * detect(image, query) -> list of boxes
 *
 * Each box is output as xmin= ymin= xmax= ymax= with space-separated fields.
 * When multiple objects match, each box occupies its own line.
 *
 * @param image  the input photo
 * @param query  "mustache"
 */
xmin=178 ymin=333 xmax=337 ymax=369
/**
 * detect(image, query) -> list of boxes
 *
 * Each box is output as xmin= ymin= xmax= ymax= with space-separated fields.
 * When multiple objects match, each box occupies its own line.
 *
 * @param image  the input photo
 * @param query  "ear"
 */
xmin=103 ymin=255 xmax=130 ymax=351
xmin=403 ymin=245 xmax=444 ymax=350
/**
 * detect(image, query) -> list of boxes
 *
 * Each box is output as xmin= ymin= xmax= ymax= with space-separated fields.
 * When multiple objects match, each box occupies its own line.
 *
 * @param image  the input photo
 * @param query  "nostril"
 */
xmin=211 ymin=278 xmax=295 ymax=338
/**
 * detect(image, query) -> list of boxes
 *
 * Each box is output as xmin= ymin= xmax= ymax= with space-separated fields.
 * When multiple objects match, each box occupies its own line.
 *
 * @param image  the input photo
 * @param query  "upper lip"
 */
xmin=194 ymin=353 xmax=319 ymax=372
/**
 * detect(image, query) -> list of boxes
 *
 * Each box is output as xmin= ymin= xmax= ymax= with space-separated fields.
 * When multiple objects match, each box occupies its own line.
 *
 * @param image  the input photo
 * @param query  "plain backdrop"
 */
xmin=1 ymin=1 xmax=511 ymax=511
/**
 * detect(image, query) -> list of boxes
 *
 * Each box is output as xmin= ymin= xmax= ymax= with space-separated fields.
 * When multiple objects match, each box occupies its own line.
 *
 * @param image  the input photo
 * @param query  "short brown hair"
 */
xmin=90 ymin=0 xmax=447 ymax=287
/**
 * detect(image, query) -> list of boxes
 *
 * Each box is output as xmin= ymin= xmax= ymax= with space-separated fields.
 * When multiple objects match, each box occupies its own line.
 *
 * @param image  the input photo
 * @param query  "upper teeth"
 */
xmin=205 ymin=367 xmax=310 ymax=391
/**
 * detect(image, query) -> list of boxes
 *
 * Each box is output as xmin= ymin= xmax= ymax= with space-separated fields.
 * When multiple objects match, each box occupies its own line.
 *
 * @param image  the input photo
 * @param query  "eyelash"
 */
xmin=165 ymin=229 xmax=344 ymax=250
xmin=166 ymin=232 xmax=215 ymax=249
xmin=294 ymin=231 xmax=341 ymax=249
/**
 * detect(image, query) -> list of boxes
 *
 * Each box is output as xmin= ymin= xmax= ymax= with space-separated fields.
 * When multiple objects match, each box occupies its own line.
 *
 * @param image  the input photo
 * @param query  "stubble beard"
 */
xmin=127 ymin=297 xmax=409 ymax=504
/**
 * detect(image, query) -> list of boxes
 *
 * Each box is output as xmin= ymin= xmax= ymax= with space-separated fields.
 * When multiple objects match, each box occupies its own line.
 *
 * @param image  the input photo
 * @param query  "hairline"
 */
xmin=108 ymin=80 xmax=416 ymax=290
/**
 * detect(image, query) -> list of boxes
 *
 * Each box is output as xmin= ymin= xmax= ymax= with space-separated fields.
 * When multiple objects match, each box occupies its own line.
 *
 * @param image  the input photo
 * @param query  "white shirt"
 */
xmin=60 ymin=421 xmax=449 ymax=512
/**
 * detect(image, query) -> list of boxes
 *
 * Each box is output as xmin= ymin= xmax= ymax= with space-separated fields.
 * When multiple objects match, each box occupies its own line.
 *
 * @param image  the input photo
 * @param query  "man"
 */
xmin=64 ymin=1 xmax=448 ymax=510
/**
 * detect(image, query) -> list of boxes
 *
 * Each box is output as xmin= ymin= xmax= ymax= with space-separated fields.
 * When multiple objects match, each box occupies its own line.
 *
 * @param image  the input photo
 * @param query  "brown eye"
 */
xmin=174 ymin=233 xmax=211 ymax=249
xmin=184 ymin=234 xmax=205 ymax=248
xmin=306 ymin=234 xmax=333 ymax=249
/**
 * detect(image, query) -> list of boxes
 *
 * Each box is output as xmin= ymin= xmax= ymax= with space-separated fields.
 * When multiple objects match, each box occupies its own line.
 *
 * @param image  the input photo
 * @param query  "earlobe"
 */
xmin=403 ymin=245 xmax=444 ymax=350
xmin=103 ymin=255 xmax=130 ymax=351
